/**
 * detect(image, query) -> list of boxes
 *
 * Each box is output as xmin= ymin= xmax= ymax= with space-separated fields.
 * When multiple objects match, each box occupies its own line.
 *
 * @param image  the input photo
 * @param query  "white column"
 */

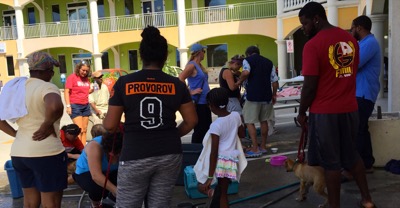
xmin=14 ymin=4 xmax=28 ymax=76
xmin=16 ymin=58 xmax=29 ymax=77
xmin=177 ymin=0 xmax=188 ymax=69
xmin=92 ymin=53 xmax=103 ymax=71
xmin=365 ymin=0 xmax=373 ymax=15
xmin=276 ymin=0 xmax=287 ymax=80
xmin=178 ymin=48 xmax=188 ymax=70
xmin=388 ymin=0 xmax=400 ymax=112
xmin=89 ymin=0 xmax=102 ymax=71
xmin=369 ymin=14 xmax=387 ymax=98
xmin=327 ymin=0 xmax=338 ymax=26
xmin=107 ymin=0 xmax=117 ymax=31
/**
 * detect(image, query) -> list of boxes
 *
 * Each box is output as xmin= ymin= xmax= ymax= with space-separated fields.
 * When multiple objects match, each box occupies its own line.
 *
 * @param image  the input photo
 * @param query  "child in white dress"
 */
xmin=197 ymin=87 xmax=246 ymax=208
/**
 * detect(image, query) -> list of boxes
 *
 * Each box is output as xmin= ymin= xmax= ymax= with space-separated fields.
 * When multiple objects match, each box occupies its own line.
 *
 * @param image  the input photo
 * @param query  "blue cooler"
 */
xmin=183 ymin=166 xmax=239 ymax=199
xmin=176 ymin=144 xmax=203 ymax=185
xmin=4 ymin=160 xmax=24 ymax=199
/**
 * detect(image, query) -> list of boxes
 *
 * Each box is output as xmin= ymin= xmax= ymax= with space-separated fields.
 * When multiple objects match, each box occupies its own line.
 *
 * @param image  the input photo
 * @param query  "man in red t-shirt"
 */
xmin=296 ymin=2 xmax=376 ymax=208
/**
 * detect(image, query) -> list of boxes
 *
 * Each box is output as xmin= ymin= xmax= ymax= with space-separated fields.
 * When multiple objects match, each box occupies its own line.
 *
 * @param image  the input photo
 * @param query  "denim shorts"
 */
xmin=12 ymin=152 xmax=68 ymax=192
xmin=70 ymin=103 xmax=91 ymax=119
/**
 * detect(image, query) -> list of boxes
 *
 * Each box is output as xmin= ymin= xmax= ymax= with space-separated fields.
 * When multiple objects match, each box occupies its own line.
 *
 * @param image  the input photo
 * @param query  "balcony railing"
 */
xmin=20 ymin=1 xmax=276 ymax=39
xmin=283 ymin=0 xmax=327 ymax=12
xmin=98 ymin=10 xmax=177 ymax=32
xmin=186 ymin=1 xmax=277 ymax=25
xmin=0 ymin=26 xmax=17 ymax=40
xmin=24 ymin=20 xmax=91 ymax=39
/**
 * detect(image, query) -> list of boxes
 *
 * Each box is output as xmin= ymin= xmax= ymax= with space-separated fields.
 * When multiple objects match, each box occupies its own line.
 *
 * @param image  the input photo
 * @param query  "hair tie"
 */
xmin=219 ymin=105 xmax=226 ymax=109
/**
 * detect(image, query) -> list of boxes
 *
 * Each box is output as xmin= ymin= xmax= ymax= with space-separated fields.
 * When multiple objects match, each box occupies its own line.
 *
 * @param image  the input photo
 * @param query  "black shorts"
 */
xmin=12 ymin=152 xmax=68 ymax=192
xmin=307 ymin=111 xmax=360 ymax=170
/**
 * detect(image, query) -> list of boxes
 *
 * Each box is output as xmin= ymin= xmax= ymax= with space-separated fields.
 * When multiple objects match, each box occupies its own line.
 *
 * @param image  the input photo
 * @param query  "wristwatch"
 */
xmin=66 ymin=104 xmax=71 ymax=108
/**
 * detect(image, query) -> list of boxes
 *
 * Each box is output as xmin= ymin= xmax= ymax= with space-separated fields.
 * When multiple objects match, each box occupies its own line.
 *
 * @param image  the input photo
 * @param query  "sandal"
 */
xmin=245 ymin=150 xmax=262 ymax=158
xmin=259 ymin=147 xmax=268 ymax=154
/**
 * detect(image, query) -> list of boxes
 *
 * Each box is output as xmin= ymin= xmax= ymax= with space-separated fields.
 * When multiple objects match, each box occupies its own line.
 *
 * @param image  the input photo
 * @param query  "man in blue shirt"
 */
xmin=350 ymin=15 xmax=381 ymax=172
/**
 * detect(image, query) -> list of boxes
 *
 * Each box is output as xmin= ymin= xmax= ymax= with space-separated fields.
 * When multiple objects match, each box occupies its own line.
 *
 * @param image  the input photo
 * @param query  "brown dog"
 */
xmin=284 ymin=158 xmax=328 ymax=208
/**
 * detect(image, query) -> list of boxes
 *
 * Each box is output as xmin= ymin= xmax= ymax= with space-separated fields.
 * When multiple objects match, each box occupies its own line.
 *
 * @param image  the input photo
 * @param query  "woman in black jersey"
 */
xmin=103 ymin=26 xmax=197 ymax=207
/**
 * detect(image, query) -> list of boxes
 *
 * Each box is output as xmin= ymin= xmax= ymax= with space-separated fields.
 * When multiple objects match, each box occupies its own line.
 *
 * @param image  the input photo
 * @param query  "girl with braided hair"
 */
xmin=196 ymin=88 xmax=247 ymax=208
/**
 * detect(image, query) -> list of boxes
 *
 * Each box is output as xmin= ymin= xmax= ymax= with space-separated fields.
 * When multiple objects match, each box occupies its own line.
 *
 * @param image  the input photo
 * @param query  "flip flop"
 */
xmin=259 ymin=147 xmax=268 ymax=154
xmin=245 ymin=150 xmax=262 ymax=158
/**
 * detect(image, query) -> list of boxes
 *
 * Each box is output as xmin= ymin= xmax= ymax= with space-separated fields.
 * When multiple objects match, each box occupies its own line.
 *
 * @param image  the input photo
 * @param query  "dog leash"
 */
xmin=99 ymin=132 xmax=117 ymax=208
xmin=297 ymin=118 xmax=308 ymax=163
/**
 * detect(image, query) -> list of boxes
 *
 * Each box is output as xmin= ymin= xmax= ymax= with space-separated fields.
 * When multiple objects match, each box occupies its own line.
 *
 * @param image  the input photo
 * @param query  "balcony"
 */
xmin=185 ymin=1 xmax=276 ymax=25
xmin=0 ymin=1 xmax=276 ymax=40
xmin=283 ymin=0 xmax=327 ymax=12
xmin=98 ymin=10 xmax=178 ymax=33
xmin=0 ymin=26 xmax=17 ymax=40
xmin=24 ymin=20 xmax=91 ymax=39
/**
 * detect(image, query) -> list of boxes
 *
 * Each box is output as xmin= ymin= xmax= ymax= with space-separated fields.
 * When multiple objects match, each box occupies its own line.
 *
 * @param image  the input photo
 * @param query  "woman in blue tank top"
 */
xmin=73 ymin=131 xmax=123 ymax=208
xmin=179 ymin=43 xmax=212 ymax=143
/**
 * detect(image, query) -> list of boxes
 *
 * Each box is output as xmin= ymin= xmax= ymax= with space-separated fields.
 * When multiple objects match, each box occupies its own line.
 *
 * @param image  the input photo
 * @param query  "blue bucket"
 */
xmin=4 ymin=160 xmax=24 ymax=199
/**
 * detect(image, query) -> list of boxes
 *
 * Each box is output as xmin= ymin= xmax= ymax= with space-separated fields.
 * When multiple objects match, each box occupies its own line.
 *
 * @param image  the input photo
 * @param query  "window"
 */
xmin=98 ymin=0 xmax=105 ymax=18
xmin=58 ymin=55 xmax=66 ymax=74
xmin=27 ymin=7 xmax=35 ymax=24
xmin=206 ymin=44 xmax=227 ymax=67
xmin=205 ymin=0 xmax=226 ymax=7
xmin=102 ymin=52 xmax=109 ymax=69
xmin=176 ymin=49 xmax=180 ymax=67
xmin=125 ymin=0 xmax=134 ymax=15
xmin=52 ymin=5 xmax=60 ymax=22
xmin=173 ymin=0 xmax=177 ymax=11
xmin=72 ymin=53 xmax=92 ymax=67
xmin=128 ymin=50 xmax=138 ymax=71
xmin=6 ymin=56 xmax=15 ymax=76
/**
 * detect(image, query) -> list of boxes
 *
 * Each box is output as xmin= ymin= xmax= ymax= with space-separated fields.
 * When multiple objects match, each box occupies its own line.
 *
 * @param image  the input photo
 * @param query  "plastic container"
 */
xmin=4 ymin=160 xmax=24 ymax=199
xmin=176 ymin=143 xmax=203 ymax=185
xmin=271 ymin=147 xmax=278 ymax=153
xmin=183 ymin=166 xmax=239 ymax=199
xmin=270 ymin=155 xmax=287 ymax=166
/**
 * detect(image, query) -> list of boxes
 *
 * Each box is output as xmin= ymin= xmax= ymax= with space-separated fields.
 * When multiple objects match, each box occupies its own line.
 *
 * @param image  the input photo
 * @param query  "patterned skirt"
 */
xmin=215 ymin=155 xmax=239 ymax=180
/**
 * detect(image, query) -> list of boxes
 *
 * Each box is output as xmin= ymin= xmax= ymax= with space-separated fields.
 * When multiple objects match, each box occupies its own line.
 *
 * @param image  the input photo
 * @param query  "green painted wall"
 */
xmin=0 ymin=5 xmax=9 ymax=24
xmin=48 ymin=47 xmax=91 ymax=88
xmin=199 ymin=34 xmax=277 ymax=66
xmin=117 ymin=42 xmax=178 ymax=71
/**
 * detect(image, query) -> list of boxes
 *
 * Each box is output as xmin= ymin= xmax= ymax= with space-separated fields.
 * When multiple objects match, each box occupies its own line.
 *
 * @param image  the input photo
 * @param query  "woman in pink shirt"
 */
xmin=64 ymin=61 xmax=91 ymax=144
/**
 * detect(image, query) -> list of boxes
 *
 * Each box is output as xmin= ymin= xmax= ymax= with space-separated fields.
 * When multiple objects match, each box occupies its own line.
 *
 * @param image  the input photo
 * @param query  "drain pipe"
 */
xmin=229 ymin=181 xmax=300 ymax=205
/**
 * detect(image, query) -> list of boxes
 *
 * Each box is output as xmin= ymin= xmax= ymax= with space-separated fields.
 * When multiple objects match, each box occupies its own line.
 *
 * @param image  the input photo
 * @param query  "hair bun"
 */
xmin=141 ymin=26 xmax=161 ymax=40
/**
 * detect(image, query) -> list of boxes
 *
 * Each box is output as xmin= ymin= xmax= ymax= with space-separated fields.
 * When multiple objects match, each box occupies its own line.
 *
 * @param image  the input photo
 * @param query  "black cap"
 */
xmin=65 ymin=124 xmax=81 ymax=135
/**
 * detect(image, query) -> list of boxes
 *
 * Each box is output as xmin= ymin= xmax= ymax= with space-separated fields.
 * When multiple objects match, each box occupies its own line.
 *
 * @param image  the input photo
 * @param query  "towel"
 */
xmin=193 ymin=130 xmax=248 ymax=184
xmin=0 ymin=77 xmax=28 ymax=123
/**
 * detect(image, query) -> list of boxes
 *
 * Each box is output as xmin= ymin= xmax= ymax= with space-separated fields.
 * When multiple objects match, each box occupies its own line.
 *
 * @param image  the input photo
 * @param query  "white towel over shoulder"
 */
xmin=193 ymin=130 xmax=248 ymax=184
xmin=0 ymin=77 xmax=28 ymax=123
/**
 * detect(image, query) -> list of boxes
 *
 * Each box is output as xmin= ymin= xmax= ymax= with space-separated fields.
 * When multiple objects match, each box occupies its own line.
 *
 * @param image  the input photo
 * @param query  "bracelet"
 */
xmin=66 ymin=104 xmax=71 ymax=108
xmin=207 ymin=176 xmax=214 ymax=179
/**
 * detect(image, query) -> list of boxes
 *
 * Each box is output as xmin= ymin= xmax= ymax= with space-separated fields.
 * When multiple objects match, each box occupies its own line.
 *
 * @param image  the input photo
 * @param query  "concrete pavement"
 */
xmin=1 ymin=90 xmax=398 ymax=207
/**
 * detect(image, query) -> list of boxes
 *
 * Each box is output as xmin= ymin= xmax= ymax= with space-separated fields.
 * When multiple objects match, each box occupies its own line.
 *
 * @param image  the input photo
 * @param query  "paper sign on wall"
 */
xmin=0 ymin=42 xmax=6 ymax=53
xmin=286 ymin=40 xmax=294 ymax=53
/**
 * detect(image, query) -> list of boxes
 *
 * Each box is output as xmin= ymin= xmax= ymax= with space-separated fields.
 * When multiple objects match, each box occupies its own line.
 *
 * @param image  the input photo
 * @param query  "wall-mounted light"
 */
xmin=384 ymin=35 xmax=388 ymax=39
